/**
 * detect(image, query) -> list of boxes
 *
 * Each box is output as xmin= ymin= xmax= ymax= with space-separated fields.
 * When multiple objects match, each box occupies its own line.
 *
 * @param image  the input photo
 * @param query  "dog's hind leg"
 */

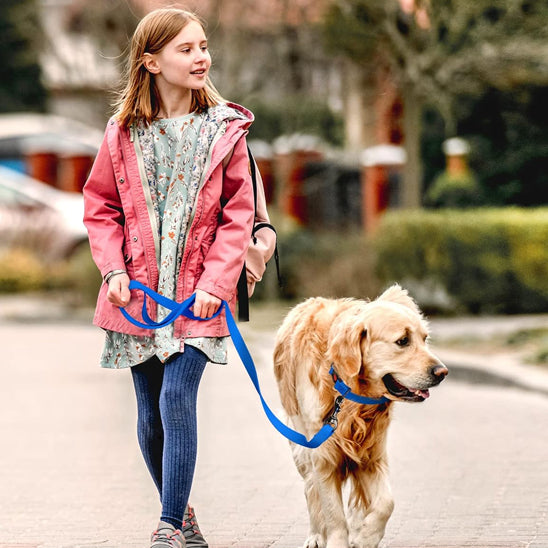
xmin=347 ymin=464 xmax=394 ymax=548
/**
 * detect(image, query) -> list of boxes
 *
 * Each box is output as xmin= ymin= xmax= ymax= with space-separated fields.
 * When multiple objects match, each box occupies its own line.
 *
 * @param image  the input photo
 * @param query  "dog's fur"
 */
xmin=273 ymin=285 xmax=447 ymax=548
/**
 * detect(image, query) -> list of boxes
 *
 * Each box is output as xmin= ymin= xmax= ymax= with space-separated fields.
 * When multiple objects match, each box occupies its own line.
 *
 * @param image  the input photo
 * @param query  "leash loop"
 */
xmin=120 ymin=281 xmax=388 ymax=448
xmin=121 ymin=280 xmax=335 ymax=449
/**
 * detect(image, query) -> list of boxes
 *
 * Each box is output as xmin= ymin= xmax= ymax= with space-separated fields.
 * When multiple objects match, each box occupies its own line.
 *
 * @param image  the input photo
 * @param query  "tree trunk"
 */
xmin=343 ymin=62 xmax=377 ymax=151
xmin=401 ymin=89 xmax=423 ymax=209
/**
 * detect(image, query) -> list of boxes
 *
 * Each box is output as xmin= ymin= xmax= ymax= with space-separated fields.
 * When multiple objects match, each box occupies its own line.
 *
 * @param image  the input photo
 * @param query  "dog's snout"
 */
xmin=430 ymin=364 xmax=448 ymax=382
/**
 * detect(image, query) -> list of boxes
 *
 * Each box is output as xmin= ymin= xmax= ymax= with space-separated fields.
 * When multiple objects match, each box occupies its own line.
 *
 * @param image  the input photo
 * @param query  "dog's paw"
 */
xmin=303 ymin=534 xmax=326 ymax=548
xmin=348 ymin=532 xmax=382 ymax=548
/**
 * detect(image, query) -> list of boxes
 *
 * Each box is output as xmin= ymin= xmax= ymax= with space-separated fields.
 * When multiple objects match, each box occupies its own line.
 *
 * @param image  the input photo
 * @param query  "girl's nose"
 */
xmin=196 ymin=48 xmax=209 ymax=62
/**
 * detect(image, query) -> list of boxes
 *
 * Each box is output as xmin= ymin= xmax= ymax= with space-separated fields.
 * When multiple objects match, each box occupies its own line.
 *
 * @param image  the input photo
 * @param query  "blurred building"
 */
xmin=37 ymin=0 xmax=404 ymax=149
xmin=33 ymin=0 xmax=412 ymax=226
xmin=39 ymin=0 xmax=121 ymax=128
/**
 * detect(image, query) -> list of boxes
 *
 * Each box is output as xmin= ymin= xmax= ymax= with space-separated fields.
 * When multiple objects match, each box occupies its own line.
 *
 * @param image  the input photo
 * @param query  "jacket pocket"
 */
xmin=122 ymin=241 xmax=135 ymax=277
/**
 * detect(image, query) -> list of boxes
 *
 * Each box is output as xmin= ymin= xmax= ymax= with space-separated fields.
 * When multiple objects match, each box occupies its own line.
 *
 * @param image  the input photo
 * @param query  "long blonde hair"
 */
xmin=114 ymin=8 xmax=224 ymax=129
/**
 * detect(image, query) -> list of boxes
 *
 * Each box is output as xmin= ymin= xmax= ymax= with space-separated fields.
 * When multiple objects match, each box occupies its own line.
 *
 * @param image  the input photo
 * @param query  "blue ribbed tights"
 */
xmin=130 ymin=346 xmax=207 ymax=530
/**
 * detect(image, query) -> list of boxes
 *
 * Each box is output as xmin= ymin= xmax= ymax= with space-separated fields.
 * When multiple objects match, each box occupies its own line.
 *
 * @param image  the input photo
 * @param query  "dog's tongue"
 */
xmin=414 ymin=389 xmax=430 ymax=399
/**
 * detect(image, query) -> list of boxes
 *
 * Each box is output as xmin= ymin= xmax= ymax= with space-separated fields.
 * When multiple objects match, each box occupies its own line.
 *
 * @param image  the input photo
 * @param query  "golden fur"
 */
xmin=273 ymin=285 xmax=447 ymax=548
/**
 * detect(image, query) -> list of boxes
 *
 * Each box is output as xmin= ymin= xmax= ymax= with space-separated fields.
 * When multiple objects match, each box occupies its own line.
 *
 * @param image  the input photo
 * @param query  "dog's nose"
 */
xmin=430 ymin=364 xmax=448 ymax=380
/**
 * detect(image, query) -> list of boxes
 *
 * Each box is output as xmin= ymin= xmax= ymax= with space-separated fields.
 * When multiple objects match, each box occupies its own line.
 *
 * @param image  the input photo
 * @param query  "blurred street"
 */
xmin=0 ymin=303 xmax=547 ymax=548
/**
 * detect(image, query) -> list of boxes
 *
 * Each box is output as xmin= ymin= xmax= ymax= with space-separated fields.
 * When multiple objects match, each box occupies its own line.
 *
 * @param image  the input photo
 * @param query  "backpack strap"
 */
xmin=236 ymin=146 xmax=258 ymax=322
xmin=248 ymin=145 xmax=258 ymax=210
xmin=237 ymin=147 xmax=281 ymax=322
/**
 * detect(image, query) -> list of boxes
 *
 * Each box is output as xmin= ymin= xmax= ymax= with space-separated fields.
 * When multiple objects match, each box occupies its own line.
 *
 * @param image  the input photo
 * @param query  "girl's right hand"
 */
xmin=107 ymin=272 xmax=131 ymax=307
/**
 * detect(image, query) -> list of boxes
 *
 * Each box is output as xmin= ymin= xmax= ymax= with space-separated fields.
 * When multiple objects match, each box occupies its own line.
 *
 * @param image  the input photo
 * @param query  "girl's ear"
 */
xmin=142 ymin=53 xmax=160 ymax=74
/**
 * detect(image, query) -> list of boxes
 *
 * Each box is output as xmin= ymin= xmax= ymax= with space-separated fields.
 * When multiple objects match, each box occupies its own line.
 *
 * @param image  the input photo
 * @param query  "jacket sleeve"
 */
xmin=82 ymin=126 xmax=126 ymax=279
xmin=195 ymin=136 xmax=254 ymax=301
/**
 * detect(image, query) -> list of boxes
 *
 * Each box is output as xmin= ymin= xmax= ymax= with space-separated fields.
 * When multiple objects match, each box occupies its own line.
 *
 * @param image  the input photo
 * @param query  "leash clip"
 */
xmin=325 ymin=395 xmax=345 ymax=429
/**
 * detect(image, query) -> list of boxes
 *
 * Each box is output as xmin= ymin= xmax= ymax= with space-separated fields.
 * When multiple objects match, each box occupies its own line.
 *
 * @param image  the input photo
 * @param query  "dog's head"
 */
xmin=327 ymin=285 xmax=447 ymax=403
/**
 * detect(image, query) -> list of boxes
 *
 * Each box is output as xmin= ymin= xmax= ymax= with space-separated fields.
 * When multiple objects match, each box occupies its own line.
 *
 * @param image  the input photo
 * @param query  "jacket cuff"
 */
xmin=195 ymin=279 xmax=234 ymax=303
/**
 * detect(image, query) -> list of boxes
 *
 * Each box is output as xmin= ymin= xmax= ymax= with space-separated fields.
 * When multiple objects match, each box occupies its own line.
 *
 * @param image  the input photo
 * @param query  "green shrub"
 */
xmin=271 ymin=229 xmax=381 ymax=300
xmin=0 ymin=249 xmax=46 ymax=292
xmin=59 ymin=243 xmax=102 ymax=306
xmin=0 ymin=244 xmax=101 ymax=307
xmin=373 ymin=208 xmax=548 ymax=314
xmin=424 ymin=170 xmax=484 ymax=208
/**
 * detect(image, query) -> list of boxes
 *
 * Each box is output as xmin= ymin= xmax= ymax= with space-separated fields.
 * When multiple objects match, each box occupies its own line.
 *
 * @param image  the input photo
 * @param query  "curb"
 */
xmin=436 ymin=348 xmax=548 ymax=398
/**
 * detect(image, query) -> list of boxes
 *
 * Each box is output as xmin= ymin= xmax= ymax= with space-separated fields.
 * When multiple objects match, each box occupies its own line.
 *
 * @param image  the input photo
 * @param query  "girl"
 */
xmin=83 ymin=8 xmax=255 ymax=548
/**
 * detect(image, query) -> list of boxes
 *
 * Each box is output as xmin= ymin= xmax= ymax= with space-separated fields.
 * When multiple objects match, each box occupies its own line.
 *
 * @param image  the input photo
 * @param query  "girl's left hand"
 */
xmin=193 ymin=289 xmax=222 ymax=319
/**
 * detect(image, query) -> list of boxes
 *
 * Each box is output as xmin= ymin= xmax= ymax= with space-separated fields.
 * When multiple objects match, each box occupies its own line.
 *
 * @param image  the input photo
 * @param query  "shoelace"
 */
xmin=152 ymin=527 xmax=184 ymax=548
xmin=182 ymin=507 xmax=201 ymax=536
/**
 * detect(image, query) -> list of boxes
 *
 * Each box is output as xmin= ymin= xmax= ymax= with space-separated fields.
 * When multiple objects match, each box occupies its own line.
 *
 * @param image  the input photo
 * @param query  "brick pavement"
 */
xmin=0 ymin=315 xmax=547 ymax=548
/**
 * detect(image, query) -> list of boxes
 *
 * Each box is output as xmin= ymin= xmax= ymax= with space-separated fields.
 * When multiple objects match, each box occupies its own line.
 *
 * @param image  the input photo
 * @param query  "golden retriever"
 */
xmin=273 ymin=285 xmax=447 ymax=548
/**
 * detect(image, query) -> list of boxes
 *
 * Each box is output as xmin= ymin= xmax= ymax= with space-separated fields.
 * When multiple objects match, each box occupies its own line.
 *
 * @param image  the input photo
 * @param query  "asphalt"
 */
xmin=0 ymin=295 xmax=547 ymax=548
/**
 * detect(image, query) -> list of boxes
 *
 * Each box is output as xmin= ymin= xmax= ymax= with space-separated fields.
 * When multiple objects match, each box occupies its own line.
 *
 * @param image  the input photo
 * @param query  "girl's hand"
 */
xmin=193 ymin=289 xmax=221 ymax=319
xmin=107 ymin=272 xmax=131 ymax=307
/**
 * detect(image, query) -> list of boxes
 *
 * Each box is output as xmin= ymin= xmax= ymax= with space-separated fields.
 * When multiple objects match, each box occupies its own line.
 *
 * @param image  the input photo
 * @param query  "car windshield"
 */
xmin=0 ymin=182 xmax=43 ymax=208
xmin=0 ymin=166 xmax=61 ymax=208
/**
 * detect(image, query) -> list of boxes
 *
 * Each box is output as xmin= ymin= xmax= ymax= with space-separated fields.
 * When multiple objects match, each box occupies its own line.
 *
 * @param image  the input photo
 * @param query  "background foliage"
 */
xmin=373 ymin=208 xmax=548 ymax=314
xmin=0 ymin=0 xmax=47 ymax=112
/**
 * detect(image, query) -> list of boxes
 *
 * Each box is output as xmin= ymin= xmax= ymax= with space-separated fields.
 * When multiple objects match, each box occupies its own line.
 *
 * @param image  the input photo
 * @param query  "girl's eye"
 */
xmin=396 ymin=336 xmax=409 ymax=347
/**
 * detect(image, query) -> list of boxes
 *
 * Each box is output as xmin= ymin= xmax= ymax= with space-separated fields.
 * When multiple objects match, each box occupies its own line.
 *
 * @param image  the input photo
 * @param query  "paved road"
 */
xmin=0 ymin=313 xmax=547 ymax=548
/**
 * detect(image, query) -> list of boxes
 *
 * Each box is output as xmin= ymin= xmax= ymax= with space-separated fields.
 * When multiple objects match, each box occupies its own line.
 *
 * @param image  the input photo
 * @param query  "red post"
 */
xmin=274 ymin=136 xmax=323 ymax=226
xmin=57 ymin=153 xmax=94 ymax=193
xmin=361 ymin=145 xmax=406 ymax=233
xmin=25 ymin=151 xmax=58 ymax=187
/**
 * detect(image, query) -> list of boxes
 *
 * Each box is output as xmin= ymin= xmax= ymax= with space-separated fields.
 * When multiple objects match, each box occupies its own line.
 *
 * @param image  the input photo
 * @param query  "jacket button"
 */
xmin=119 ymin=177 xmax=125 ymax=184
xmin=132 ymin=236 xmax=138 ymax=242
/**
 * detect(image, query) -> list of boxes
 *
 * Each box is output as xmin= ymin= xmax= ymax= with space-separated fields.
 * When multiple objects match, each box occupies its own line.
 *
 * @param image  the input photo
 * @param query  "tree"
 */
xmin=0 ymin=0 xmax=47 ymax=112
xmin=323 ymin=0 xmax=548 ymax=207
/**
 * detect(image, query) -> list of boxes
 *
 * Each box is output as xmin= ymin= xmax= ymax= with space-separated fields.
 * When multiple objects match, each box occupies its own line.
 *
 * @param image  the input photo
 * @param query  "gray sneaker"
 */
xmin=151 ymin=521 xmax=185 ymax=548
xmin=182 ymin=505 xmax=208 ymax=548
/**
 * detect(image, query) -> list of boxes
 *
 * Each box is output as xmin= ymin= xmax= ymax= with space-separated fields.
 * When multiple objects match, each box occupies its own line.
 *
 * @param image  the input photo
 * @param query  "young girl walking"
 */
xmin=83 ymin=8 xmax=256 ymax=548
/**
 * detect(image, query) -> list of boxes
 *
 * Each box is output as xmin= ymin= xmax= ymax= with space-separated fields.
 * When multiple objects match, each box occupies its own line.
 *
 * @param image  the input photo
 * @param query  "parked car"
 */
xmin=0 ymin=165 xmax=88 ymax=261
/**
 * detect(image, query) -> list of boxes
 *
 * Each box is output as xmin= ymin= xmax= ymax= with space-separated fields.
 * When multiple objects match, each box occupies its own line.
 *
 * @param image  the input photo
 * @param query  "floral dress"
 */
xmin=100 ymin=106 xmax=245 ymax=369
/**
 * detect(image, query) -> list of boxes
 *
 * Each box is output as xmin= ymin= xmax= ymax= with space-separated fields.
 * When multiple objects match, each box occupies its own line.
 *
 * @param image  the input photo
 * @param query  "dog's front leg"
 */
xmin=291 ymin=443 xmax=326 ymax=548
xmin=347 ymin=464 xmax=394 ymax=548
xmin=312 ymin=459 xmax=349 ymax=548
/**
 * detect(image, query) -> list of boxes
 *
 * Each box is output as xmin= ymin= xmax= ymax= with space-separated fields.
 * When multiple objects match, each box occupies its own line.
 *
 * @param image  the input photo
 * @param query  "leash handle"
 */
xmin=120 ymin=280 xmax=335 ymax=449
xmin=120 ymin=281 xmax=223 ymax=329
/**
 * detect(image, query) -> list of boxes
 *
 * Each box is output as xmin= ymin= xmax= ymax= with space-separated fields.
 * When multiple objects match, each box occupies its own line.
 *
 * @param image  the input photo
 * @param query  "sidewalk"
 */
xmin=0 ymin=297 xmax=547 ymax=548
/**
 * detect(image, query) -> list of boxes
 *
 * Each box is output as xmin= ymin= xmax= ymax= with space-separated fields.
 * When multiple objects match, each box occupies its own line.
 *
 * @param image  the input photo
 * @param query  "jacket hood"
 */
xmin=223 ymin=102 xmax=254 ymax=128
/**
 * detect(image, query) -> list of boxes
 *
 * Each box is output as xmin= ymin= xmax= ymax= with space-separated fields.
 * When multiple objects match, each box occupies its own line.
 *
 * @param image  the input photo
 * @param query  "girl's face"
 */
xmin=145 ymin=20 xmax=212 ymax=94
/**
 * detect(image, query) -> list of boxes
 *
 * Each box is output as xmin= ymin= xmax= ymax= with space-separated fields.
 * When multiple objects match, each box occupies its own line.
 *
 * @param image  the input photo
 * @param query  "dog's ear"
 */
xmin=377 ymin=284 xmax=422 ymax=316
xmin=327 ymin=312 xmax=370 ymax=379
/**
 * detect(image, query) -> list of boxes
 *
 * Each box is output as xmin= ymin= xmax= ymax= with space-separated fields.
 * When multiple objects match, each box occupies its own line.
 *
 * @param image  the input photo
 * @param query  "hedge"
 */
xmin=372 ymin=208 xmax=548 ymax=314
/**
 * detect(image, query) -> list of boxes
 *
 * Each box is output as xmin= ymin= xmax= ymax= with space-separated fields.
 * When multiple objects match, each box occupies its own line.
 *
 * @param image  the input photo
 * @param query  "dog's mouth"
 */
xmin=382 ymin=374 xmax=430 ymax=402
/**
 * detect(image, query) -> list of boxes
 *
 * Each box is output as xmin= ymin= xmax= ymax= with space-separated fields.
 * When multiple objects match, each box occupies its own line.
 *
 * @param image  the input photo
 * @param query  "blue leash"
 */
xmin=120 ymin=280 xmax=388 ymax=449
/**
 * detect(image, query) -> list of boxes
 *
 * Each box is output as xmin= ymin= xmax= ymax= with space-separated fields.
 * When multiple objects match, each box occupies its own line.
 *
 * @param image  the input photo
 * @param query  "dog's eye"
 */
xmin=396 ymin=336 xmax=409 ymax=347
